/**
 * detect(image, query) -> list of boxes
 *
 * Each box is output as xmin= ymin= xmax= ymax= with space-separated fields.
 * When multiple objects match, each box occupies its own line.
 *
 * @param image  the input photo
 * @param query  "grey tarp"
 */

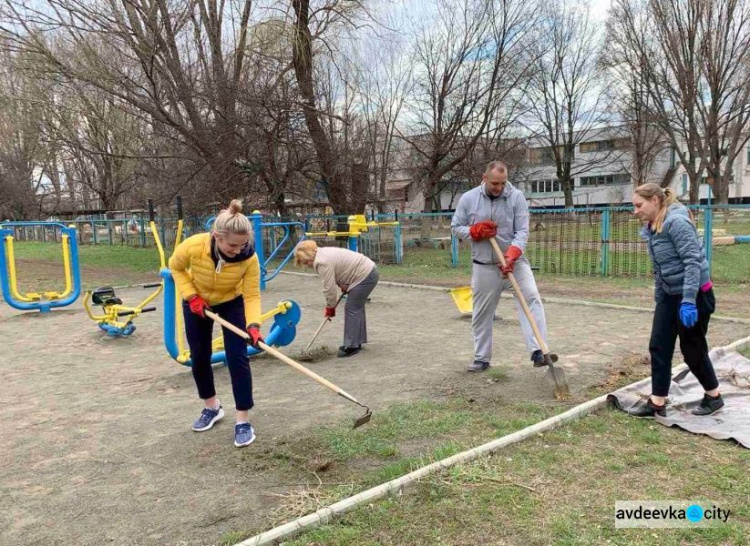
xmin=608 ymin=351 xmax=750 ymax=448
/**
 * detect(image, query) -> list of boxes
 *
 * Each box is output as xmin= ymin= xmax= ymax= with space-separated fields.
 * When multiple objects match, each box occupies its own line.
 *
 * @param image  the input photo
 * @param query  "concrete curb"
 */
xmin=235 ymin=334 xmax=749 ymax=545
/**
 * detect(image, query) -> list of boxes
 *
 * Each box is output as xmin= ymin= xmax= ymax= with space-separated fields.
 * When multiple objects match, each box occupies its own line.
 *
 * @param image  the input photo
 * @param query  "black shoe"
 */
xmin=531 ymin=350 xmax=545 ymax=368
xmin=628 ymin=397 xmax=667 ymax=418
xmin=466 ymin=360 xmax=490 ymax=372
xmin=337 ymin=346 xmax=361 ymax=358
xmin=692 ymin=393 xmax=724 ymax=416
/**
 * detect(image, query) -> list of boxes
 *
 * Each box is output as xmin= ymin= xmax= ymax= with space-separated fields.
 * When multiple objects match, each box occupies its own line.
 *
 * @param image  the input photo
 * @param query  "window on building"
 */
xmin=529 ymin=179 xmax=562 ymax=193
xmin=578 ymin=174 xmax=630 ymax=187
xmin=580 ymin=139 xmax=617 ymax=153
xmin=528 ymin=146 xmax=570 ymax=166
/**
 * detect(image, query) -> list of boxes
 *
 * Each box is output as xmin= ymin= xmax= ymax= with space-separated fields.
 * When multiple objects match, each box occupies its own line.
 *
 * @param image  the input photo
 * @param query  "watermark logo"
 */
xmin=615 ymin=501 xmax=730 ymax=529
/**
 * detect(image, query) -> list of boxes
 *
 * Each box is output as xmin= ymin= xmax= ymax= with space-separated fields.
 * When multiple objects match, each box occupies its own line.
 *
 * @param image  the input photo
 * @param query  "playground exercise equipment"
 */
xmin=83 ymin=284 xmax=160 ymax=336
xmin=0 ymin=222 xmax=82 ymax=313
xmin=157 ymin=200 xmax=302 ymax=366
xmin=82 ymin=201 xmax=167 ymax=336
xmin=304 ymin=214 xmax=401 ymax=254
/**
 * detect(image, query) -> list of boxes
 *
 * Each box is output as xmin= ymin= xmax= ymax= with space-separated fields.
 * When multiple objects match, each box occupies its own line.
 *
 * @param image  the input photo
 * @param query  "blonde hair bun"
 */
xmin=228 ymin=199 xmax=243 ymax=214
xmin=213 ymin=199 xmax=252 ymax=235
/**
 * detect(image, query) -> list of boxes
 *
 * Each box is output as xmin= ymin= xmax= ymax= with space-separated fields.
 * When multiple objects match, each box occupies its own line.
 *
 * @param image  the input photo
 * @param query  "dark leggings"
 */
xmin=649 ymin=288 xmax=719 ymax=397
xmin=183 ymin=296 xmax=253 ymax=410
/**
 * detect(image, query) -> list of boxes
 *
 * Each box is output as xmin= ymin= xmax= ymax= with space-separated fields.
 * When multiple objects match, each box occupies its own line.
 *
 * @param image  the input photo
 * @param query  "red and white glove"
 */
xmin=500 ymin=245 xmax=523 ymax=275
xmin=469 ymin=221 xmax=497 ymax=241
xmin=324 ymin=306 xmax=336 ymax=318
xmin=188 ymin=295 xmax=211 ymax=318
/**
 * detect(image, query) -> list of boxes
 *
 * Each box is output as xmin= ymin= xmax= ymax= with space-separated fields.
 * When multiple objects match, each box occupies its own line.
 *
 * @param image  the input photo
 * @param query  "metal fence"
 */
xmin=6 ymin=205 xmax=749 ymax=283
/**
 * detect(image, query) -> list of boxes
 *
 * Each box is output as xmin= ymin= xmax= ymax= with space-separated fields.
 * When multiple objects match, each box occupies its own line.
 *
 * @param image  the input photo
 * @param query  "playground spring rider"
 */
xmin=82 ymin=200 xmax=168 ymax=336
xmin=0 ymin=222 xmax=82 ymax=313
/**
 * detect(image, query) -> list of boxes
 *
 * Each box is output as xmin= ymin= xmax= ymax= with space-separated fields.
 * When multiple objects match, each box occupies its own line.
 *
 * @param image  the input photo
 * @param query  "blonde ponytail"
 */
xmin=213 ymin=199 xmax=253 ymax=236
xmin=634 ymin=183 xmax=679 ymax=233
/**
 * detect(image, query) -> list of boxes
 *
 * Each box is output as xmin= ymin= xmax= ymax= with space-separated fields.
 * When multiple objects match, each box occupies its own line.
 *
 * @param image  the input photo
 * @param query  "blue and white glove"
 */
xmin=679 ymin=301 xmax=698 ymax=328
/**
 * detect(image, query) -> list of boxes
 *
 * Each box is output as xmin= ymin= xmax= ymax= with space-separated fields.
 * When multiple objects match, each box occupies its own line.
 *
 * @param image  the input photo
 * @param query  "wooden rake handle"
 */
xmin=204 ymin=309 xmax=364 ymax=407
xmin=304 ymin=290 xmax=347 ymax=352
xmin=304 ymin=317 xmax=331 ymax=352
xmin=489 ymin=238 xmax=549 ymax=355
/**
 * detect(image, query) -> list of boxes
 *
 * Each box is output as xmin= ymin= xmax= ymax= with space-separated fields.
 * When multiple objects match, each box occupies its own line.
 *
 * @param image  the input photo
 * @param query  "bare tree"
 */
xmin=0 ymin=46 xmax=46 ymax=219
xmin=356 ymin=33 xmax=413 ymax=213
xmin=524 ymin=0 xmax=616 ymax=207
xmin=405 ymin=0 xmax=536 ymax=213
xmin=696 ymin=0 xmax=750 ymax=203
xmin=605 ymin=2 xmax=672 ymax=187
xmin=1 ymin=0 xmax=261 ymax=206
xmin=289 ymin=0 xmax=377 ymax=214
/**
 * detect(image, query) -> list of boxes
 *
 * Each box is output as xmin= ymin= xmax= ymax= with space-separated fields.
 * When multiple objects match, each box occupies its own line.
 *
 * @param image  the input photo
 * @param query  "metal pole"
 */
xmin=251 ymin=212 xmax=265 ymax=291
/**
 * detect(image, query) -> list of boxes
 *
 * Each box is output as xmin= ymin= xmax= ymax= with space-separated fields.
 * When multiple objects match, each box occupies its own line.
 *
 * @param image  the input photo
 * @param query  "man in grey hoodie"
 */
xmin=451 ymin=161 xmax=550 ymax=372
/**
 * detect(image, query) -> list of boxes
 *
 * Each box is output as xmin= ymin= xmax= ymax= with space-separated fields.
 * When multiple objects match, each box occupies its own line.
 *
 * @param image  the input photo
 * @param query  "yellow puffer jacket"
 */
xmin=169 ymin=233 xmax=261 ymax=325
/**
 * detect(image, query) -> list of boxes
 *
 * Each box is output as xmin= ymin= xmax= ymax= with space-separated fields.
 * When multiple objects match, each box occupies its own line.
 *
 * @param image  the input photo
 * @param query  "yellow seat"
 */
xmin=450 ymin=286 xmax=472 ymax=314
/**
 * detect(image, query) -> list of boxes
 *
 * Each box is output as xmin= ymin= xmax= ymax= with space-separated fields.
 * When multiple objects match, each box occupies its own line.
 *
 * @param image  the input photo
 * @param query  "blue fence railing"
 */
xmin=9 ymin=205 xmax=750 ymax=282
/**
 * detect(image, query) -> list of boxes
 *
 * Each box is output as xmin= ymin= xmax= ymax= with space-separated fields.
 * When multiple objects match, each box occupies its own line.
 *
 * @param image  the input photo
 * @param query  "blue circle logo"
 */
xmin=686 ymin=505 xmax=704 ymax=522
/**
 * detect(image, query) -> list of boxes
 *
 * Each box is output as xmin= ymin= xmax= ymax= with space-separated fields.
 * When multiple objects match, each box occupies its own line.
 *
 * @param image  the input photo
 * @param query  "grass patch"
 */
xmin=11 ymin=241 xmax=162 ymax=273
xmin=232 ymin=397 xmax=560 ymax=535
xmin=282 ymin=407 xmax=749 ymax=546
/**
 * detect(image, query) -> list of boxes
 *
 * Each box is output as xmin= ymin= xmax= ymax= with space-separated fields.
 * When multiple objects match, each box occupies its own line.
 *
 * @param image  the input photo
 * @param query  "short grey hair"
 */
xmin=485 ymin=160 xmax=508 ymax=174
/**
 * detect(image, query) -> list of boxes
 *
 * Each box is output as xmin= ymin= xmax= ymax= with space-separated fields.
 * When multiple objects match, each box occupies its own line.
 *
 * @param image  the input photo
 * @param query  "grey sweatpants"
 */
xmin=471 ymin=259 xmax=548 ymax=363
xmin=344 ymin=267 xmax=379 ymax=348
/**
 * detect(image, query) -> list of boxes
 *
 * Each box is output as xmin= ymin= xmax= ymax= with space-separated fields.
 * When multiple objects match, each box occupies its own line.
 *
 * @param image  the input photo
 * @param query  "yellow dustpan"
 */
xmin=450 ymin=286 xmax=472 ymax=314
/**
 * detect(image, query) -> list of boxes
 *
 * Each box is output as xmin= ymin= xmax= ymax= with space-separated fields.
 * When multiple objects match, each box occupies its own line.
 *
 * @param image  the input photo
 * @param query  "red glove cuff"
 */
xmin=506 ymin=245 xmax=523 ymax=261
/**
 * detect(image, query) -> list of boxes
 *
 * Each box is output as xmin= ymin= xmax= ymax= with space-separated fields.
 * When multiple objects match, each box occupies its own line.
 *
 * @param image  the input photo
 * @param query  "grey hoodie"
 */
xmin=641 ymin=203 xmax=710 ymax=304
xmin=451 ymin=181 xmax=529 ymax=264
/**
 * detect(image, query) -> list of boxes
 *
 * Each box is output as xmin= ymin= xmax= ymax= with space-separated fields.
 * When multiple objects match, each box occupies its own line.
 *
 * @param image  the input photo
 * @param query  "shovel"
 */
xmin=303 ymin=290 xmax=347 ymax=352
xmin=489 ymin=239 xmax=570 ymax=399
xmin=205 ymin=309 xmax=372 ymax=428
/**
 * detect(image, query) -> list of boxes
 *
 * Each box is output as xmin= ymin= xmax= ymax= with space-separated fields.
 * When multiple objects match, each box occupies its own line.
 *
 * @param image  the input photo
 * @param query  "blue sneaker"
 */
xmin=192 ymin=405 xmax=224 ymax=432
xmin=234 ymin=422 xmax=256 ymax=448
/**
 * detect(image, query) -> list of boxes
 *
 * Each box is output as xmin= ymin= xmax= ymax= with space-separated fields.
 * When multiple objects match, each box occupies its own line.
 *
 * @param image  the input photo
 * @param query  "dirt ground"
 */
xmin=1 ymin=273 xmax=748 ymax=546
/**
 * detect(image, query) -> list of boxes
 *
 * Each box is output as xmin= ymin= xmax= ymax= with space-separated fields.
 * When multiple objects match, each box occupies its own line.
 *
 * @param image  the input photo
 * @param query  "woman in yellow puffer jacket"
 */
xmin=169 ymin=200 xmax=262 ymax=448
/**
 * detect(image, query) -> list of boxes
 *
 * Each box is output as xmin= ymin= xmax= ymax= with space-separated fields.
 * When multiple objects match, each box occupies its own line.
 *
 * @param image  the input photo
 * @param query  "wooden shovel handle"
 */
xmin=489 ymin=239 xmax=549 ymax=354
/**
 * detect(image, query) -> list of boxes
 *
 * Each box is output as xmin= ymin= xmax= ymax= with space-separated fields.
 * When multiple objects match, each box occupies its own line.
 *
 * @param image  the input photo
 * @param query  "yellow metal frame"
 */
xmin=305 ymin=214 xmax=400 ymax=238
xmin=4 ymin=234 xmax=73 ymax=301
xmin=84 ymin=219 xmax=166 ymax=332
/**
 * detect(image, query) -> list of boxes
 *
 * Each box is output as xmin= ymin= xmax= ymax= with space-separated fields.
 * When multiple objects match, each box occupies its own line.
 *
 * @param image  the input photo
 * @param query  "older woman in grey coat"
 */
xmin=295 ymin=240 xmax=379 ymax=357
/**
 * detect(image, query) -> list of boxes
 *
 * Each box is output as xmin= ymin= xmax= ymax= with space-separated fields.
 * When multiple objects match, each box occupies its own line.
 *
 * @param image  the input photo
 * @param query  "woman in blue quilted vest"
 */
xmin=629 ymin=183 xmax=723 ymax=418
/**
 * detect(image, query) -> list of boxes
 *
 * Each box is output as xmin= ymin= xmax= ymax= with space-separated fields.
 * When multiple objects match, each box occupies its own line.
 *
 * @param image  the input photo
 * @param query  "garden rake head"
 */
xmin=337 ymin=392 xmax=372 ymax=429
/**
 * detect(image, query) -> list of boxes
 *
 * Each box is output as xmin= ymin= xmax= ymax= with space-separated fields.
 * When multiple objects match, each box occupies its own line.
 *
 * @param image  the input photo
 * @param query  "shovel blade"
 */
xmin=353 ymin=409 xmax=372 ymax=429
xmin=544 ymin=366 xmax=570 ymax=400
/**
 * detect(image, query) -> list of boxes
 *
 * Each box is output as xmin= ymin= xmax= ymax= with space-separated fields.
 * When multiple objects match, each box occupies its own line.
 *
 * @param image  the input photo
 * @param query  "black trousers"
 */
xmin=182 ymin=296 xmax=253 ymax=411
xmin=649 ymin=288 xmax=719 ymax=397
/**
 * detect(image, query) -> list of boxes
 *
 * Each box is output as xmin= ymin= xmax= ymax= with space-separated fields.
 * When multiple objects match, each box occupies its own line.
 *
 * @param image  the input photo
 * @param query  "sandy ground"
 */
xmin=1 ymin=273 xmax=748 ymax=546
